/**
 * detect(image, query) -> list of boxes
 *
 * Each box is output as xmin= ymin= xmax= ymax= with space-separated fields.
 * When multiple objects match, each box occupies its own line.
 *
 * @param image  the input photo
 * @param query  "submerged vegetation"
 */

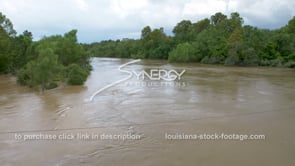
xmin=0 ymin=12 xmax=90 ymax=91
xmin=84 ymin=12 xmax=295 ymax=67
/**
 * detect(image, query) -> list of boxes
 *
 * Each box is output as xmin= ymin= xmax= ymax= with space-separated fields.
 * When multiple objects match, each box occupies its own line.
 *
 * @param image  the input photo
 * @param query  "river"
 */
xmin=0 ymin=58 xmax=295 ymax=165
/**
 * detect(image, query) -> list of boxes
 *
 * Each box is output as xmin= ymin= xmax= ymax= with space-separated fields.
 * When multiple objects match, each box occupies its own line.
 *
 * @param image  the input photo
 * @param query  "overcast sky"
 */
xmin=0 ymin=0 xmax=294 ymax=43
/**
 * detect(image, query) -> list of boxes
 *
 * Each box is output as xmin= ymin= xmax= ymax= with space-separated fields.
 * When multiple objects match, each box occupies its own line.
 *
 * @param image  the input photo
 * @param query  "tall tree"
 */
xmin=191 ymin=18 xmax=210 ymax=36
xmin=0 ymin=12 xmax=16 ymax=72
xmin=141 ymin=26 xmax=152 ymax=40
xmin=17 ymin=48 xmax=61 ymax=91
xmin=286 ymin=16 xmax=295 ymax=34
xmin=210 ymin=12 xmax=227 ymax=26
xmin=10 ymin=30 xmax=33 ymax=72
xmin=225 ymin=28 xmax=244 ymax=65
xmin=140 ymin=27 xmax=171 ymax=59
xmin=173 ymin=20 xmax=193 ymax=42
xmin=0 ymin=12 xmax=16 ymax=37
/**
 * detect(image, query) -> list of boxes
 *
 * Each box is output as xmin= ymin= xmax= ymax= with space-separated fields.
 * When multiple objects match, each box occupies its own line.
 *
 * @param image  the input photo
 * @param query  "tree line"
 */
xmin=84 ymin=12 xmax=295 ymax=67
xmin=1 ymin=11 xmax=295 ymax=90
xmin=0 ymin=12 xmax=90 ymax=91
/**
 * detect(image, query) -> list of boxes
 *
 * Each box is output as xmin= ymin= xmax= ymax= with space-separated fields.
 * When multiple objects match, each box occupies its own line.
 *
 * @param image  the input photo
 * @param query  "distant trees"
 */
xmin=168 ymin=12 xmax=294 ymax=67
xmin=3 ymin=11 xmax=292 ymax=91
xmin=84 ymin=26 xmax=173 ymax=60
xmin=35 ymin=11 xmax=295 ymax=68
xmin=84 ymin=39 xmax=139 ymax=58
xmin=81 ymin=12 xmax=291 ymax=67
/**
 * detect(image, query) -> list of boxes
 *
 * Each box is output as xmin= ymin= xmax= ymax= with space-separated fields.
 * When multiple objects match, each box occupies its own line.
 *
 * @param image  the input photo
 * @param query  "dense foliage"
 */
xmin=84 ymin=12 xmax=295 ymax=67
xmin=1 ymin=11 xmax=295 ymax=91
xmin=0 ymin=12 xmax=90 ymax=91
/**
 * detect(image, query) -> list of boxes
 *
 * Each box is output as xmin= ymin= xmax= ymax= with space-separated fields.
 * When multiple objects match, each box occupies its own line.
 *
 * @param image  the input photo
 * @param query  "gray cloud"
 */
xmin=0 ymin=0 xmax=294 ymax=43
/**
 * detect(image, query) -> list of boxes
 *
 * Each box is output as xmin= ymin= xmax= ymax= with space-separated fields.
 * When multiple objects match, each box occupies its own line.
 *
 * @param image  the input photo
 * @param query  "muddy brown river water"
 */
xmin=0 ymin=58 xmax=295 ymax=165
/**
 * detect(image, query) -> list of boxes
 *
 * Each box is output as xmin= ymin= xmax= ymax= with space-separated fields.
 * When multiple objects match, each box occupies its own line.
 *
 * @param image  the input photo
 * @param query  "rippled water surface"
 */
xmin=0 ymin=58 xmax=295 ymax=165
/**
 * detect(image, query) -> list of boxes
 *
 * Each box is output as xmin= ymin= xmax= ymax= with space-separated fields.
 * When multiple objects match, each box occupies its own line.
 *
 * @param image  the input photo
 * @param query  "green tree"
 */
xmin=195 ymin=27 xmax=228 ymax=64
xmin=17 ymin=48 xmax=61 ymax=91
xmin=81 ymin=12 xmax=295 ymax=68
xmin=0 ymin=26 xmax=11 ymax=72
xmin=66 ymin=63 xmax=88 ymax=85
xmin=141 ymin=26 xmax=152 ymax=40
xmin=0 ymin=12 xmax=16 ymax=73
xmin=173 ymin=20 xmax=193 ymax=42
xmin=0 ymin=12 xmax=16 ymax=37
xmin=169 ymin=42 xmax=193 ymax=62
xmin=210 ymin=12 xmax=227 ymax=26
xmin=225 ymin=28 xmax=244 ymax=65
xmin=286 ymin=16 xmax=295 ymax=34
xmin=190 ymin=18 xmax=210 ymax=39
xmin=140 ymin=27 xmax=171 ymax=59
xmin=10 ymin=30 xmax=33 ymax=72
xmin=228 ymin=12 xmax=244 ymax=32
xmin=17 ymin=29 xmax=90 ymax=90
xmin=242 ymin=47 xmax=259 ymax=66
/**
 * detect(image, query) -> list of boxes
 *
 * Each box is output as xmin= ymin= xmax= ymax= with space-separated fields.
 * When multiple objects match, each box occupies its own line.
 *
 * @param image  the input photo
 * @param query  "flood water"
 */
xmin=0 ymin=58 xmax=295 ymax=165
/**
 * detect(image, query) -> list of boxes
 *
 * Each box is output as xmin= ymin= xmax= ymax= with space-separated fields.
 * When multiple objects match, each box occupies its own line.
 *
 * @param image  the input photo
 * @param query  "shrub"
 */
xmin=242 ymin=48 xmax=259 ymax=66
xmin=168 ymin=43 xmax=191 ymax=62
xmin=66 ymin=64 xmax=88 ymax=85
